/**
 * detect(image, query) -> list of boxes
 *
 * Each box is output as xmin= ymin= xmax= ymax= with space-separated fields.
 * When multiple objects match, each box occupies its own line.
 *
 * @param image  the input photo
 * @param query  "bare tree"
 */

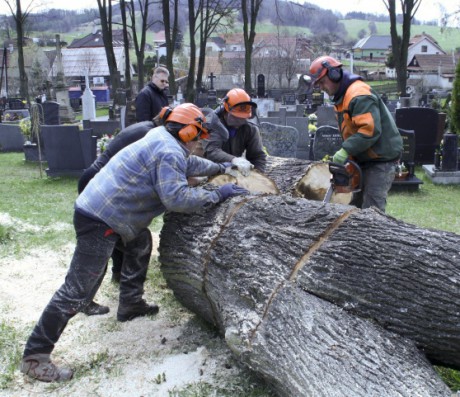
xmin=185 ymin=0 xmax=199 ymax=101
xmin=162 ymin=0 xmax=179 ymax=95
xmin=241 ymin=0 xmax=263 ymax=93
xmin=125 ymin=0 xmax=156 ymax=93
xmin=195 ymin=0 xmax=237 ymax=92
xmin=119 ymin=0 xmax=132 ymax=97
xmin=383 ymin=0 xmax=421 ymax=96
xmin=96 ymin=0 xmax=120 ymax=96
xmin=3 ymin=0 xmax=40 ymax=101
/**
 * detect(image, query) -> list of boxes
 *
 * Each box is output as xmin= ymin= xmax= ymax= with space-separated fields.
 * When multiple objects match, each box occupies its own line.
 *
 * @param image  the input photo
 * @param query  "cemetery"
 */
xmin=0 ymin=9 xmax=459 ymax=395
xmin=0 ymin=72 xmax=460 ymax=191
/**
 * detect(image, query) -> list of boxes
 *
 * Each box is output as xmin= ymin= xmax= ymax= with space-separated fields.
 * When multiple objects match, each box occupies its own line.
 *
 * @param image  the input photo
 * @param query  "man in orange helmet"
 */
xmin=309 ymin=55 xmax=402 ymax=211
xmin=20 ymin=103 xmax=248 ymax=383
xmin=203 ymin=88 xmax=266 ymax=176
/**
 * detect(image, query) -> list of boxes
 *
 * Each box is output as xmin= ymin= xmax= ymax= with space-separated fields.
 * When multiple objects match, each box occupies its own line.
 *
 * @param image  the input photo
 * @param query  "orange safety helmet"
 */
xmin=160 ymin=103 xmax=209 ymax=142
xmin=309 ymin=55 xmax=343 ymax=84
xmin=222 ymin=88 xmax=257 ymax=119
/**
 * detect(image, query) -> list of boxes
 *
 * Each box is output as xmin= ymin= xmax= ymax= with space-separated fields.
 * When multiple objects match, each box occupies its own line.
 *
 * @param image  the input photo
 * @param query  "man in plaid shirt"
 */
xmin=21 ymin=104 xmax=248 ymax=383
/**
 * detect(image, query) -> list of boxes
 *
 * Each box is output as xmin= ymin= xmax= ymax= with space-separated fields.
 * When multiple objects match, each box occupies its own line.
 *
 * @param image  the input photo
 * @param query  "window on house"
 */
xmin=421 ymin=45 xmax=427 ymax=53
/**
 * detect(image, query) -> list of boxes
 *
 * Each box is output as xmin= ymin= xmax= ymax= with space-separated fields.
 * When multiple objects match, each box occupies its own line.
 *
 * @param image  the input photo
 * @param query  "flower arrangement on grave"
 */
xmin=395 ymin=161 xmax=408 ymax=179
xmin=97 ymin=134 xmax=114 ymax=154
xmin=19 ymin=117 xmax=32 ymax=142
xmin=3 ymin=111 xmax=24 ymax=122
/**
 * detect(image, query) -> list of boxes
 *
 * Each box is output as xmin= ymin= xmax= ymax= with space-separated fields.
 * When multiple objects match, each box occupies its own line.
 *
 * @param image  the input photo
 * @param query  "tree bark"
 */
xmin=159 ymin=192 xmax=459 ymax=396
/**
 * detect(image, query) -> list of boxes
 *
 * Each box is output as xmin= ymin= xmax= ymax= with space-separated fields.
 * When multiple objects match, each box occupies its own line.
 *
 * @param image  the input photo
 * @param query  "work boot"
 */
xmin=20 ymin=354 xmax=73 ymax=383
xmin=111 ymin=271 xmax=121 ymax=284
xmin=117 ymin=299 xmax=159 ymax=322
xmin=81 ymin=301 xmax=110 ymax=316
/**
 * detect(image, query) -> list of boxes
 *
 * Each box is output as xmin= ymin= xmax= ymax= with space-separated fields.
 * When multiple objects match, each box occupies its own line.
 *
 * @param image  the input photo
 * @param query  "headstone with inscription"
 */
xmin=395 ymin=107 xmax=439 ymax=165
xmin=311 ymin=125 xmax=342 ymax=161
xmin=259 ymin=122 xmax=299 ymax=158
xmin=391 ymin=128 xmax=424 ymax=191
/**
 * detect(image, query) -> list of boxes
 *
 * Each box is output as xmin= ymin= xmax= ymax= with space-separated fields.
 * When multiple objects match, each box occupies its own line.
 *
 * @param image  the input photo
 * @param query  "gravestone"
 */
xmin=311 ymin=125 xmax=342 ymax=161
xmin=311 ymin=91 xmax=324 ymax=107
xmin=253 ymin=98 xmax=275 ymax=117
xmin=391 ymin=128 xmax=421 ymax=190
xmin=442 ymin=134 xmax=458 ymax=171
xmin=259 ymin=122 xmax=299 ymax=158
xmin=207 ymin=90 xmax=217 ymax=107
xmin=195 ymin=92 xmax=208 ymax=108
xmin=42 ymin=101 xmax=60 ymax=125
xmin=316 ymin=106 xmax=337 ymax=127
xmin=268 ymin=108 xmax=287 ymax=124
xmin=41 ymin=125 xmax=96 ymax=177
xmin=0 ymin=123 xmax=24 ymax=152
xmin=267 ymin=89 xmax=283 ymax=102
xmin=282 ymin=94 xmax=296 ymax=105
xmin=257 ymin=74 xmax=265 ymax=98
xmin=82 ymin=120 xmax=121 ymax=139
xmin=286 ymin=117 xmax=310 ymax=160
xmin=395 ymin=107 xmax=439 ymax=165
xmin=386 ymin=101 xmax=398 ymax=113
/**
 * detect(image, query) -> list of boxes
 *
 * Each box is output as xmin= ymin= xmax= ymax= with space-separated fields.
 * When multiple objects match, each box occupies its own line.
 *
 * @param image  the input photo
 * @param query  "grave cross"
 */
xmin=208 ymin=72 xmax=216 ymax=90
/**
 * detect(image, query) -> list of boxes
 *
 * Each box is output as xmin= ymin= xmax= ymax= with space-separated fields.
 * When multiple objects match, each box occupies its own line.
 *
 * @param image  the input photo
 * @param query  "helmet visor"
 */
xmin=227 ymin=101 xmax=257 ymax=119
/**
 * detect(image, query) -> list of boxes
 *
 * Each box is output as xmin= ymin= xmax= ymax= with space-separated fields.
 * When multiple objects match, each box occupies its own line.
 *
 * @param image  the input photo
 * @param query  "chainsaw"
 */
xmin=323 ymin=160 xmax=362 ymax=204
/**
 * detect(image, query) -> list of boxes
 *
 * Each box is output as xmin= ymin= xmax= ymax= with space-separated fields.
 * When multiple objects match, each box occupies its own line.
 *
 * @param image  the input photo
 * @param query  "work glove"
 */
xmin=218 ymin=162 xmax=238 ymax=178
xmin=332 ymin=148 xmax=348 ymax=165
xmin=231 ymin=157 xmax=254 ymax=177
xmin=217 ymin=183 xmax=249 ymax=201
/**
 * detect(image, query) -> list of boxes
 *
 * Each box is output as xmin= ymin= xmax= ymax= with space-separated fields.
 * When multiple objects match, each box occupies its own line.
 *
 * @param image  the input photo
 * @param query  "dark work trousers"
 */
xmin=350 ymin=161 xmax=396 ymax=212
xmin=23 ymin=211 xmax=152 ymax=357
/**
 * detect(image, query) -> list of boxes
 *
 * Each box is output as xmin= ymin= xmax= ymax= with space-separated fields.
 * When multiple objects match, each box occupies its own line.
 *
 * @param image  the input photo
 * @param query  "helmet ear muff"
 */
xmin=178 ymin=124 xmax=201 ymax=143
xmin=222 ymin=95 xmax=230 ymax=112
xmin=322 ymin=61 xmax=342 ymax=83
xmin=159 ymin=106 xmax=173 ymax=122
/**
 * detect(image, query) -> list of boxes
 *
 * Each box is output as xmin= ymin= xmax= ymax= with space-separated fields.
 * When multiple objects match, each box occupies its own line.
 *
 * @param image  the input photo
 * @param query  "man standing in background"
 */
xmin=135 ymin=66 xmax=170 ymax=122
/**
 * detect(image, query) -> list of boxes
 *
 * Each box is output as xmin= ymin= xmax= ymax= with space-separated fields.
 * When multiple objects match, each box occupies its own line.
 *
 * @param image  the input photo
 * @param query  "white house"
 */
xmin=407 ymin=33 xmax=445 ymax=62
xmin=407 ymin=53 xmax=456 ymax=90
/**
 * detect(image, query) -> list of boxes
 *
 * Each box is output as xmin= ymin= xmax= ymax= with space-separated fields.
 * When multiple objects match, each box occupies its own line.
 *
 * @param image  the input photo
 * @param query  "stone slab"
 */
xmin=422 ymin=164 xmax=460 ymax=185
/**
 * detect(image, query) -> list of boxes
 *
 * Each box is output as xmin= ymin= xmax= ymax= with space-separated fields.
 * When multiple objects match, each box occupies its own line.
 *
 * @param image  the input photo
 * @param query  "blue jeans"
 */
xmin=24 ymin=211 xmax=152 ymax=357
xmin=350 ymin=161 xmax=396 ymax=212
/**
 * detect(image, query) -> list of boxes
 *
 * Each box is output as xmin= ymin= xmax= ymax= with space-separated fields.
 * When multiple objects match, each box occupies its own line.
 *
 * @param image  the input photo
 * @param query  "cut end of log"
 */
xmin=209 ymin=170 xmax=280 ymax=195
xmin=295 ymin=162 xmax=352 ymax=204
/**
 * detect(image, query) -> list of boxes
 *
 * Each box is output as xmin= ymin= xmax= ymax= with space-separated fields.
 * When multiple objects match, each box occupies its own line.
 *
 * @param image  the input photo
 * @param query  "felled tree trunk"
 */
xmin=159 ymin=194 xmax=459 ymax=397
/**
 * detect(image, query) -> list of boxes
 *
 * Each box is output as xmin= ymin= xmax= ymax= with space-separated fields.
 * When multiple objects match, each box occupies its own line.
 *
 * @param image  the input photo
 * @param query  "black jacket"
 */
xmin=135 ymin=82 xmax=169 ymax=122
xmin=78 ymin=121 xmax=155 ymax=193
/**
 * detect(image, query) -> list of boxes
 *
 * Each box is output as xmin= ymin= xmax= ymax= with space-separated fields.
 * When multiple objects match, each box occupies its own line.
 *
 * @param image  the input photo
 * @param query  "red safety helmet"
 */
xmin=222 ymin=88 xmax=257 ymax=119
xmin=160 ymin=103 xmax=209 ymax=142
xmin=309 ymin=56 xmax=343 ymax=84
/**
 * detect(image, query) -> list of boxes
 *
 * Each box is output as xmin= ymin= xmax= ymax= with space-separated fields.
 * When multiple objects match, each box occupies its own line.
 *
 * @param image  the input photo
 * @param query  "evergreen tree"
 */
xmin=449 ymin=60 xmax=460 ymax=134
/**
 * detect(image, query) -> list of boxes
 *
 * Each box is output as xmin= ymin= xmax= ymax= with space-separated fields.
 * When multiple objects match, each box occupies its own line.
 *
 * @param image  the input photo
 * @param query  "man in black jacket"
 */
xmin=135 ymin=66 xmax=170 ymax=122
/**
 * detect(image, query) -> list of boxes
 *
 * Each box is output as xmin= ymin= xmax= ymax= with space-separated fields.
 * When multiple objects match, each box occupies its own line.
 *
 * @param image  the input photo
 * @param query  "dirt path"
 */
xmin=0 ymin=213 xmax=268 ymax=396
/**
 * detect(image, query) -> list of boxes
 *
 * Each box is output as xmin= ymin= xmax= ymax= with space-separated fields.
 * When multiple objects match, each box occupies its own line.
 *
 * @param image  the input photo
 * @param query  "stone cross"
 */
xmin=208 ymin=72 xmax=216 ymax=90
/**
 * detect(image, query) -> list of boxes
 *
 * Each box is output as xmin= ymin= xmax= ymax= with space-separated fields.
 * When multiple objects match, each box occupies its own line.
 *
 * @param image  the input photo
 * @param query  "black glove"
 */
xmin=217 ymin=183 xmax=249 ymax=201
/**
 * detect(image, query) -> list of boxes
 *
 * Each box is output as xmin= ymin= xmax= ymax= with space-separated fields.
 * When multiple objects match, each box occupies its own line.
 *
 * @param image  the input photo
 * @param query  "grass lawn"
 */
xmin=0 ymin=152 xmax=459 ymax=392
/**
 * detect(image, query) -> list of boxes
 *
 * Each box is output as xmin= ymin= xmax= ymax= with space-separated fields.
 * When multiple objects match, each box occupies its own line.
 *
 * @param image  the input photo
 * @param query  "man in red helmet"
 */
xmin=309 ymin=55 xmax=402 ymax=211
xmin=203 ymin=88 xmax=267 ymax=176
xmin=20 ymin=103 xmax=248 ymax=383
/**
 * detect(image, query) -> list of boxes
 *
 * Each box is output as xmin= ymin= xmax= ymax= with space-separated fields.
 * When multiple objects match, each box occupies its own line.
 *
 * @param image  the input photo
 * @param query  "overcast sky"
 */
xmin=0 ymin=0 xmax=458 ymax=24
